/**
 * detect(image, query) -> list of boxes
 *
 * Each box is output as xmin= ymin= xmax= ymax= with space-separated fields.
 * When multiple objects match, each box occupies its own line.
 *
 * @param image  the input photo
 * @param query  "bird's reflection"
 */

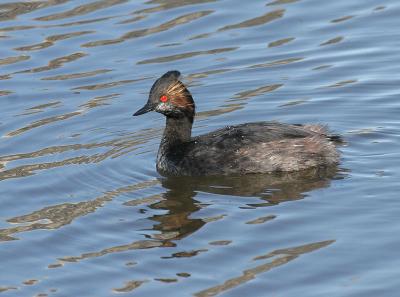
xmin=147 ymin=166 xmax=343 ymax=240
xmin=149 ymin=187 xmax=205 ymax=240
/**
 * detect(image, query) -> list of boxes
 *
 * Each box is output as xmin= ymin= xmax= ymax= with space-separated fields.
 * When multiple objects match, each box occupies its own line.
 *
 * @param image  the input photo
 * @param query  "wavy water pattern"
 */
xmin=1 ymin=1 xmax=400 ymax=297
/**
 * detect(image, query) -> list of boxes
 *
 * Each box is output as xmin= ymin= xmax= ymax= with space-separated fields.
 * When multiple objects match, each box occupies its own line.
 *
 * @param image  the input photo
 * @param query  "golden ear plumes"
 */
xmin=166 ymin=80 xmax=194 ymax=114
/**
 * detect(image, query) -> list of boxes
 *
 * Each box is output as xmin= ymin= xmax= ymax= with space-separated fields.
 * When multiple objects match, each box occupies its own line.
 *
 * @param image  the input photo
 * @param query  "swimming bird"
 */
xmin=133 ymin=70 xmax=340 ymax=176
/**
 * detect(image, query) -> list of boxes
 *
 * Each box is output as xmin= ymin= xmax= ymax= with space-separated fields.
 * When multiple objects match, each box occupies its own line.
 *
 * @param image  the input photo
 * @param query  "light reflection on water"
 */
xmin=1 ymin=0 xmax=400 ymax=296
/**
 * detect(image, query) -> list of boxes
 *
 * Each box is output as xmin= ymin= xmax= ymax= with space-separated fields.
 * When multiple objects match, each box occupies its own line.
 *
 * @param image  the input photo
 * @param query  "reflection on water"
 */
xmin=195 ymin=240 xmax=334 ymax=297
xmin=0 ymin=55 xmax=29 ymax=66
xmin=148 ymin=186 xmax=205 ymax=240
xmin=82 ymin=10 xmax=213 ymax=47
xmin=1 ymin=0 xmax=399 ymax=296
xmin=35 ymin=167 xmax=339 ymax=280
xmin=218 ymin=9 xmax=285 ymax=32
xmin=137 ymin=47 xmax=238 ymax=65
xmin=113 ymin=279 xmax=149 ymax=293
xmin=0 ymin=180 xmax=160 ymax=241
xmin=161 ymin=166 xmax=340 ymax=206
xmin=147 ymin=167 xmax=340 ymax=239
xmin=134 ymin=0 xmax=217 ymax=14
xmin=35 ymin=0 xmax=129 ymax=22
xmin=15 ymin=52 xmax=87 ymax=74
xmin=232 ymin=84 xmax=283 ymax=100
xmin=15 ymin=30 xmax=94 ymax=51
xmin=0 ymin=2 xmax=52 ymax=21
xmin=0 ymin=129 xmax=158 ymax=180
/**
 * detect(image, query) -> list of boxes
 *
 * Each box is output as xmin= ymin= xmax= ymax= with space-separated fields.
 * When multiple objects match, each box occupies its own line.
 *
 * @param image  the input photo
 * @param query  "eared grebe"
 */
xmin=133 ymin=71 xmax=340 ymax=176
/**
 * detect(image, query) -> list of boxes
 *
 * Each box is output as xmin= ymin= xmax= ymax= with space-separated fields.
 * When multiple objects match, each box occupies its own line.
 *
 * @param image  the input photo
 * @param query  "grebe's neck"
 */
xmin=157 ymin=115 xmax=193 ymax=175
xmin=161 ymin=116 xmax=193 ymax=147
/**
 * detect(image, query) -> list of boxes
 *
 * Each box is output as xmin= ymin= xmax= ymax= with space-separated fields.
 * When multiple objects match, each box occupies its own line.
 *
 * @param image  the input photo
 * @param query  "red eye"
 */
xmin=160 ymin=95 xmax=168 ymax=103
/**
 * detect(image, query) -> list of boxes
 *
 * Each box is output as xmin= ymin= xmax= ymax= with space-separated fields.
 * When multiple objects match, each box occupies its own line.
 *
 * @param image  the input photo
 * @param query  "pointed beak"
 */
xmin=133 ymin=102 xmax=153 ymax=116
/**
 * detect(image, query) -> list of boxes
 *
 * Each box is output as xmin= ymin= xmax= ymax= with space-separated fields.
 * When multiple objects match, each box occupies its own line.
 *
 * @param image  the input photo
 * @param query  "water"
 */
xmin=1 ymin=0 xmax=399 ymax=296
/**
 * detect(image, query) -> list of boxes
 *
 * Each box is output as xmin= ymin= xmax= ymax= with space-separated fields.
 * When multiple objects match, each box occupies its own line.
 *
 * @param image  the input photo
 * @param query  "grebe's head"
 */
xmin=133 ymin=71 xmax=195 ymax=121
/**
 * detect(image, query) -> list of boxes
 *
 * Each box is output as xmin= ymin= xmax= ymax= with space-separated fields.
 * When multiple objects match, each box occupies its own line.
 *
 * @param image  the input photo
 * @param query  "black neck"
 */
xmin=161 ymin=115 xmax=193 ymax=148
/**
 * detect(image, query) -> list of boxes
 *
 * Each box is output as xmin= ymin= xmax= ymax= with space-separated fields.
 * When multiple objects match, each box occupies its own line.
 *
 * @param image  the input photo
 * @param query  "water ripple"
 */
xmin=135 ymin=0 xmax=216 ymax=14
xmin=232 ymin=84 xmax=283 ymax=100
xmin=0 ymin=55 xmax=29 ymax=66
xmin=42 ymin=69 xmax=112 ymax=81
xmin=1 ymin=0 xmax=399 ymax=296
xmin=82 ymin=10 xmax=213 ymax=47
xmin=72 ymin=77 xmax=148 ymax=91
xmin=0 ymin=179 xmax=159 ymax=241
xmin=194 ymin=240 xmax=335 ymax=297
xmin=35 ymin=0 xmax=129 ymax=22
xmin=137 ymin=47 xmax=238 ymax=64
xmin=15 ymin=52 xmax=87 ymax=74
xmin=15 ymin=31 xmax=94 ymax=51
xmin=218 ymin=9 xmax=285 ymax=32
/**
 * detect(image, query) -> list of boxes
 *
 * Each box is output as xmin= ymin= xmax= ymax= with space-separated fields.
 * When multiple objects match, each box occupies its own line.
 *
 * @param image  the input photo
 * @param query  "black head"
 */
xmin=133 ymin=71 xmax=195 ymax=121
